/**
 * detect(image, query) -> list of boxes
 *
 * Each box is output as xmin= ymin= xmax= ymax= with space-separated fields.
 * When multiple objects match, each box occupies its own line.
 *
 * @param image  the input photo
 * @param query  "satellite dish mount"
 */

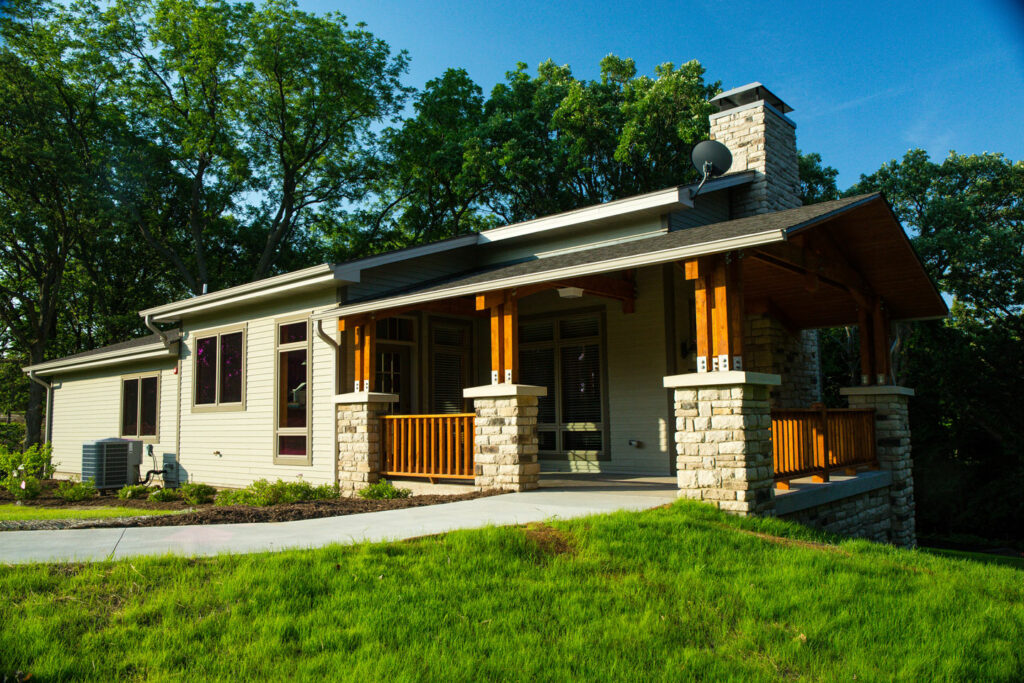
xmin=690 ymin=140 xmax=732 ymax=198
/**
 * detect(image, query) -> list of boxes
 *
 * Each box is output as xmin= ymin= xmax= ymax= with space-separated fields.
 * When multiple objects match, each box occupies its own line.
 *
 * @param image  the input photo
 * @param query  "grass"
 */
xmin=2 ymin=501 xmax=1022 ymax=681
xmin=0 ymin=504 xmax=179 ymax=521
xmin=920 ymin=546 xmax=1024 ymax=570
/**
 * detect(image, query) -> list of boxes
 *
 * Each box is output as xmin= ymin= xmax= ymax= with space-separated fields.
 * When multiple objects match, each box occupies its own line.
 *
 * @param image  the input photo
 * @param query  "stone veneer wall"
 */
xmin=336 ymin=397 xmax=394 ymax=495
xmin=843 ymin=388 xmax=916 ymax=546
xmin=743 ymin=314 xmax=822 ymax=408
xmin=671 ymin=376 xmax=776 ymax=515
xmin=779 ymin=487 xmax=892 ymax=543
xmin=709 ymin=104 xmax=801 ymax=217
xmin=470 ymin=393 xmax=541 ymax=491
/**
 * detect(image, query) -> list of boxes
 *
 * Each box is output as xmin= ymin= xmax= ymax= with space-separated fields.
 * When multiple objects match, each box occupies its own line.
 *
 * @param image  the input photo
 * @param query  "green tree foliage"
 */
xmin=798 ymin=151 xmax=840 ymax=205
xmin=346 ymin=56 xmax=719 ymax=254
xmin=835 ymin=150 xmax=1024 ymax=542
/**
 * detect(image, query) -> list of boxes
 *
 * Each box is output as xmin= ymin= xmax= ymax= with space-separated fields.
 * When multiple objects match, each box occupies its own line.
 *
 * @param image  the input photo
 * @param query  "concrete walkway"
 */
xmin=0 ymin=475 xmax=677 ymax=565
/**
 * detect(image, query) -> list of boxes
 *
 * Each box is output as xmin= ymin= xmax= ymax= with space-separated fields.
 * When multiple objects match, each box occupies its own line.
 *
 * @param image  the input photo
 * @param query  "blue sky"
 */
xmin=304 ymin=0 xmax=1024 ymax=188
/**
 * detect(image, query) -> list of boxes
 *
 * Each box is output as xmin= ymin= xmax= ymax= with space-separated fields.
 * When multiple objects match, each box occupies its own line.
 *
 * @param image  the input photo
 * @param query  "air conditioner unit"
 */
xmin=82 ymin=438 xmax=143 ymax=490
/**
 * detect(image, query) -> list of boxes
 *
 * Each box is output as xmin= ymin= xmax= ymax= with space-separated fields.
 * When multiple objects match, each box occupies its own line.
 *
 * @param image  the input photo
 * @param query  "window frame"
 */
xmin=190 ymin=324 xmax=247 ymax=413
xmin=119 ymin=371 xmax=161 ymax=442
xmin=273 ymin=316 xmax=312 ymax=466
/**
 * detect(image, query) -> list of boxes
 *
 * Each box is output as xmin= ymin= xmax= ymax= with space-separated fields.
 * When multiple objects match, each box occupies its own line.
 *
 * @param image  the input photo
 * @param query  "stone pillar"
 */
xmin=463 ymin=384 xmax=547 ymax=492
xmin=840 ymin=386 xmax=916 ymax=547
xmin=335 ymin=392 xmax=398 ymax=495
xmin=664 ymin=371 xmax=780 ymax=515
xmin=743 ymin=314 xmax=822 ymax=408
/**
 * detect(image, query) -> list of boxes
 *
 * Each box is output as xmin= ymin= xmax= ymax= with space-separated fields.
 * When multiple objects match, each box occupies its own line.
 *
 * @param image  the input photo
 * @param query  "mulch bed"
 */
xmin=1 ymin=480 xmax=499 ymax=531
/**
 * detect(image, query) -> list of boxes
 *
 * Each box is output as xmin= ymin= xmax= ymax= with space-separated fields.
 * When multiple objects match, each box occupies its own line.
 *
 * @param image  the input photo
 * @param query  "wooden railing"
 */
xmin=382 ymin=414 xmax=475 ymax=480
xmin=771 ymin=406 xmax=877 ymax=488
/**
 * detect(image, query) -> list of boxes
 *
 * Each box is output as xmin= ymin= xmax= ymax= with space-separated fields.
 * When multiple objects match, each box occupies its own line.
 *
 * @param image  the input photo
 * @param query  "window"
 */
xmin=275 ymin=318 xmax=311 ymax=464
xmin=121 ymin=374 xmax=159 ymax=440
xmin=192 ymin=326 xmax=246 ymax=410
xmin=519 ymin=313 xmax=607 ymax=462
xmin=430 ymin=322 xmax=471 ymax=413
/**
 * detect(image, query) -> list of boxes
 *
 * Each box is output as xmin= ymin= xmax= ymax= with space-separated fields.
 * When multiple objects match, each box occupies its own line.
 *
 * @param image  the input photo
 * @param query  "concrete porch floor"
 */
xmin=0 ymin=474 xmax=679 ymax=564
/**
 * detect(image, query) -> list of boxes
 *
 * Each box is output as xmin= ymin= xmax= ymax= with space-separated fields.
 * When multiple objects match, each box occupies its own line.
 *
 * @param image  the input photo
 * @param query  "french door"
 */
xmin=519 ymin=313 xmax=606 ymax=462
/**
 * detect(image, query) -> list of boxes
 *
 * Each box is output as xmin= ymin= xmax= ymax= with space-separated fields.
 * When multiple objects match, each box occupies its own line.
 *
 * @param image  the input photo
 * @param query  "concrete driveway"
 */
xmin=0 ymin=475 xmax=677 ymax=564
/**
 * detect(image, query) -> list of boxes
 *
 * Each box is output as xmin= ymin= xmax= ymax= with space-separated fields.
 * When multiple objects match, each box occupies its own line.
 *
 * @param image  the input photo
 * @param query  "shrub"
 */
xmin=179 ymin=482 xmax=217 ymax=505
xmin=5 ymin=473 xmax=42 ymax=501
xmin=148 ymin=487 xmax=180 ymax=502
xmin=0 ymin=443 xmax=55 ymax=482
xmin=0 ymin=423 xmax=25 ymax=451
xmin=117 ymin=484 xmax=151 ymax=500
xmin=56 ymin=479 xmax=97 ymax=502
xmin=358 ymin=479 xmax=412 ymax=500
xmin=215 ymin=479 xmax=338 ymax=506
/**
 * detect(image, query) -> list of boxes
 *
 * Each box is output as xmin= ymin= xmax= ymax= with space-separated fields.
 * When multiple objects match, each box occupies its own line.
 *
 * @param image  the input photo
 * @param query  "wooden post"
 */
xmin=489 ymin=303 xmax=504 ymax=384
xmin=352 ymin=323 xmax=364 ymax=391
xmin=685 ymin=258 xmax=715 ymax=373
xmin=711 ymin=258 xmax=733 ymax=372
xmin=363 ymin=319 xmax=376 ymax=392
xmin=727 ymin=256 xmax=744 ymax=371
xmin=857 ymin=306 xmax=874 ymax=386
xmin=872 ymin=300 xmax=890 ymax=385
xmin=811 ymin=402 xmax=830 ymax=483
xmin=502 ymin=292 xmax=519 ymax=383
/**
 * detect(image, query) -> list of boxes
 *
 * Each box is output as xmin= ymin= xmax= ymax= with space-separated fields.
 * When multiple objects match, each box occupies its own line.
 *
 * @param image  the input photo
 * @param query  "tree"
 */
xmin=0 ymin=0 xmax=116 ymax=445
xmin=798 ymin=151 xmax=840 ymax=205
xmin=88 ymin=0 xmax=408 ymax=292
xmin=351 ymin=56 xmax=719 ymax=252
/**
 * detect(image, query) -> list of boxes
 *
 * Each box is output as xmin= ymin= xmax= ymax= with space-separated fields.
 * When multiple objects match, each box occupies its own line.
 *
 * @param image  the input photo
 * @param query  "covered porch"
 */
xmin=321 ymin=194 xmax=945 ymax=523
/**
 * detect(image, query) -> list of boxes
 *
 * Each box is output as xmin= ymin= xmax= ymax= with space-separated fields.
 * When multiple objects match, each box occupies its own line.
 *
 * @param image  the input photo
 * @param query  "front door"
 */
xmin=376 ymin=345 xmax=412 ymax=414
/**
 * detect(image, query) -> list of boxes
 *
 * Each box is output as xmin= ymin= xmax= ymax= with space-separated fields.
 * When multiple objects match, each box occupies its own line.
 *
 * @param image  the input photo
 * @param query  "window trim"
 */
xmin=190 ymin=323 xmax=247 ymax=413
xmin=119 ymin=371 xmax=161 ymax=443
xmin=273 ymin=315 xmax=312 ymax=466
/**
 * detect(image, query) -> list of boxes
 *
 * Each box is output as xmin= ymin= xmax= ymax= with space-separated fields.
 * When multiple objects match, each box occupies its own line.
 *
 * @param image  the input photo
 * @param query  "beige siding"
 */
xmin=50 ymin=358 xmax=179 ymax=479
xmin=517 ymin=265 xmax=673 ymax=474
xmin=177 ymin=292 xmax=338 ymax=488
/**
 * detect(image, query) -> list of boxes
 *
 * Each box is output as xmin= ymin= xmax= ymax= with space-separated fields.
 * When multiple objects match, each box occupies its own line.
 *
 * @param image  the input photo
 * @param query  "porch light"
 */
xmin=557 ymin=287 xmax=584 ymax=299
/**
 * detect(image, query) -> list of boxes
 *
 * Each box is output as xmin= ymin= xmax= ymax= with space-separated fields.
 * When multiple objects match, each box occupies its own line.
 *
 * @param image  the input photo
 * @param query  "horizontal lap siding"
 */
xmin=50 ymin=359 xmax=178 ymax=479
xmin=178 ymin=293 xmax=337 ymax=488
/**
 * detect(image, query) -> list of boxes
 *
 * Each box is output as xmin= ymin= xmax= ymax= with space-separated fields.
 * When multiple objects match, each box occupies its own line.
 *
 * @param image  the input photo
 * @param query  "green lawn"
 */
xmin=2 ymin=501 xmax=1022 ymax=681
xmin=0 ymin=504 xmax=179 ymax=521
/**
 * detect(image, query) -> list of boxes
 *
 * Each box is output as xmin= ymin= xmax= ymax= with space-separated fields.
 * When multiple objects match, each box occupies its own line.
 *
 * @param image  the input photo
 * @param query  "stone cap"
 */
xmin=334 ymin=391 xmax=399 ymax=404
xmin=840 ymin=385 xmax=915 ymax=397
xmin=710 ymin=82 xmax=793 ymax=114
xmin=663 ymin=371 xmax=781 ymax=389
xmin=463 ymin=384 xmax=548 ymax=399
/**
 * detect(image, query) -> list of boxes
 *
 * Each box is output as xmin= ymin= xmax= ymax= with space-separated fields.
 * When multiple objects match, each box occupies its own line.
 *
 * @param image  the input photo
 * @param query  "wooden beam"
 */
xmin=352 ymin=323 xmax=364 ymax=391
xmin=682 ymin=259 xmax=701 ymax=281
xmin=551 ymin=274 xmax=635 ymax=303
xmin=727 ymin=257 xmax=744 ymax=368
xmin=751 ymin=239 xmax=873 ymax=306
xmin=476 ymin=291 xmax=507 ymax=311
xmin=362 ymin=320 xmax=375 ymax=392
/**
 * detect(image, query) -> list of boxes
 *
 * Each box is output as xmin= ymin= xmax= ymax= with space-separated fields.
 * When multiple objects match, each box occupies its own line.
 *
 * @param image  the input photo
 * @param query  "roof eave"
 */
xmin=23 ymin=342 xmax=179 ymax=377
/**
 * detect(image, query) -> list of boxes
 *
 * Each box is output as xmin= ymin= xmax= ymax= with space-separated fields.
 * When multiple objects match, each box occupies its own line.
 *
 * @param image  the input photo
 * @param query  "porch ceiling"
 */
xmin=744 ymin=197 xmax=948 ymax=329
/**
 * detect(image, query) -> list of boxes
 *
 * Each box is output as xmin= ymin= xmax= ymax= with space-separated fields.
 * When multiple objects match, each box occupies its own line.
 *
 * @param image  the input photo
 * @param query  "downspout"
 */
xmin=316 ymin=318 xmax=342 ymax=486
xmin=144 ymin=313 xmax=169 ymax=348
xmin=27 ymin=370 xmax=53 ymax=444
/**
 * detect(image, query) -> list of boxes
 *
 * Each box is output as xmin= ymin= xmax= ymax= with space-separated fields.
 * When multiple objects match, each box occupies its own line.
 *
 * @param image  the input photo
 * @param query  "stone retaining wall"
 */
xmin=779 ymin=486 xmax=892 ymax=543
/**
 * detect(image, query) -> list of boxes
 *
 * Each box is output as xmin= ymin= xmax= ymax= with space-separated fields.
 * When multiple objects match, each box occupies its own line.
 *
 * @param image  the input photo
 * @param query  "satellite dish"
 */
xmin=690 ymin=140 xmax=732 ymax=198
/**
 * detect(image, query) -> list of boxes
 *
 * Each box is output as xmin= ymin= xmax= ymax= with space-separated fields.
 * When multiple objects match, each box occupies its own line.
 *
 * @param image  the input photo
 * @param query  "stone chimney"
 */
xmin=709 ymin=82 xmax=800 ymax=217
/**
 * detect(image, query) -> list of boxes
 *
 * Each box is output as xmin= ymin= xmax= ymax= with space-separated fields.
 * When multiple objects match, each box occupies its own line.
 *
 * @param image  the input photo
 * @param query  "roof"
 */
xmin=23 ymin=330 xmax=181 ymax=376
xmin=321 ymin=194 xmax=924 ymax=322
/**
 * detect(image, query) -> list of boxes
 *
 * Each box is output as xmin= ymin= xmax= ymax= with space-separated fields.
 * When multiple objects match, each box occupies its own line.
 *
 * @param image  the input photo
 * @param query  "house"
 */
xmin=23 ymin=83 xmax=946 ymax=545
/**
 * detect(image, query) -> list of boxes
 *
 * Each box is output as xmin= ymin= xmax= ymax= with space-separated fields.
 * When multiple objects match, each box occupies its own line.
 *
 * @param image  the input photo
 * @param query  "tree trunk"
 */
xmin=24 ymin=346 xmax=46 ymax=448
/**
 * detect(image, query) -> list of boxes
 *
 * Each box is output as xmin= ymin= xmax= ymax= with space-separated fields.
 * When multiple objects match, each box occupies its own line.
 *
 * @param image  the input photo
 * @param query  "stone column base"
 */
xmin=664 ymin=371 xmax=780 ymax=516
xmin=841 ymin=385 xmax=916 ymax=547
xmin=335 ymin=392 xmax=398 ymax=495
xmin=464 ymin=384 xmax=546 ymax=492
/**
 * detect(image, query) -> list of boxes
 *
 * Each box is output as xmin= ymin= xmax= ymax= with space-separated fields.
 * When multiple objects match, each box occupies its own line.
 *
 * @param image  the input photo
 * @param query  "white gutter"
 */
xmin=318 ymin=228 xmax=786 ymax=320
xmin=144 ymin=313 xmax=169 ymax=347
xmin=26 ymin=371 xmax=53 ymax=444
